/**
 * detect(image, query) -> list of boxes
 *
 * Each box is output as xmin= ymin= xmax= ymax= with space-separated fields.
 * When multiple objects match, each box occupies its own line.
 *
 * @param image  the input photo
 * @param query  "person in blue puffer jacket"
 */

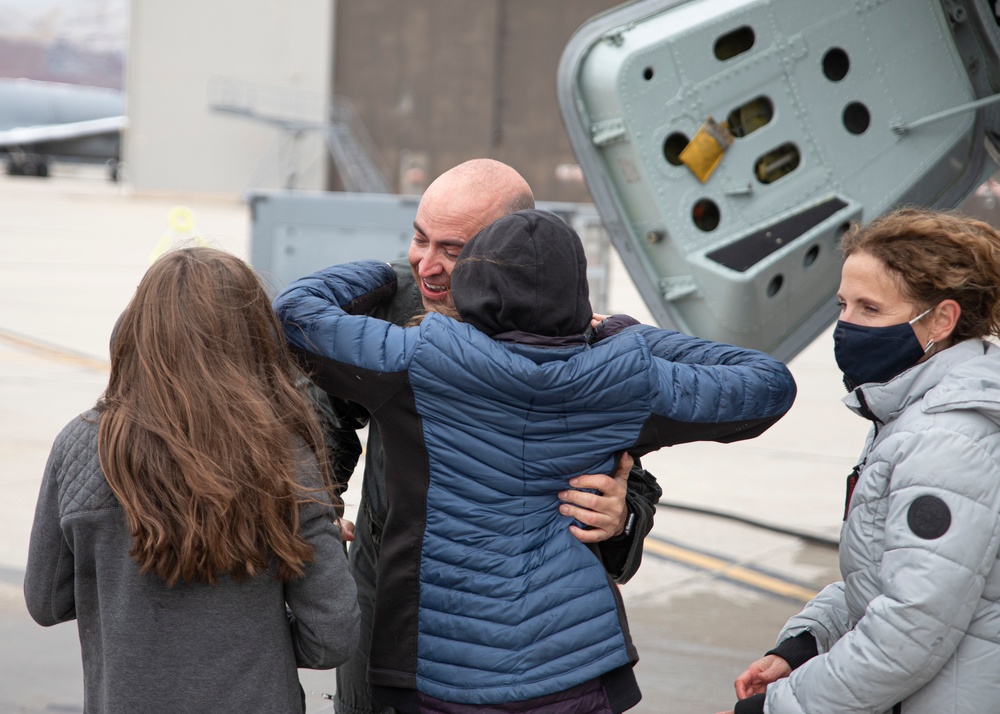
xmin=274 ymin=208 xmax=797 ymax=714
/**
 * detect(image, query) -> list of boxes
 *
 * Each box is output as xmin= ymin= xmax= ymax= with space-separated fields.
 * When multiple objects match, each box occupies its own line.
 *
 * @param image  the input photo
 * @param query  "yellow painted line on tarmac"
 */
xmin=0 ymin=328 xmax=109 ymax=372
xmin=643 ymin=537 xmax=819 ymax=603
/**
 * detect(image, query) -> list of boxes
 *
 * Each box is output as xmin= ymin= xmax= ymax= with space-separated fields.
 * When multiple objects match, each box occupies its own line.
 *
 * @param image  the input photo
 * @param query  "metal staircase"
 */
xmin=208 ymin=77 xmax=391 ymax=193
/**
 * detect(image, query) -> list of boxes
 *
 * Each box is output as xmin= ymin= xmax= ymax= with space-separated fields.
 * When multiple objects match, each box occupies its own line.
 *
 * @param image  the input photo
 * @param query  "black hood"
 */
xmin=451 ymin=209 xmax=592 ymax=338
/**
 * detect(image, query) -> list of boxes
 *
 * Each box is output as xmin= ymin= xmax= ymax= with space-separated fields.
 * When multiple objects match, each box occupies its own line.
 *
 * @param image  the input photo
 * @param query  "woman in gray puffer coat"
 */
xmin=724 ymin=208 xmax=1000 ymax=714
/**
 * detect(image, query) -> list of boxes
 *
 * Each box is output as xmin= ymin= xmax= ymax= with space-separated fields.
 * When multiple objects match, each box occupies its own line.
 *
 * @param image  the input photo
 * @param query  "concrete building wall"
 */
xmin=125 ymin=0 xmax=333 ymax=196
xmin=331 ymin=0 xmax=620 ymax=202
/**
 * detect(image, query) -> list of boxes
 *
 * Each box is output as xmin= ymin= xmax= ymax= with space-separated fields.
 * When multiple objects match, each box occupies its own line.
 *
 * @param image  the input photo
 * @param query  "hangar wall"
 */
xmin=331 ymin=0 xmax=620 ymax=202
xmin=124 ymin=1 xmax=619 ymax=200
xmin=124 ymin=0 xmax=333 ymax=196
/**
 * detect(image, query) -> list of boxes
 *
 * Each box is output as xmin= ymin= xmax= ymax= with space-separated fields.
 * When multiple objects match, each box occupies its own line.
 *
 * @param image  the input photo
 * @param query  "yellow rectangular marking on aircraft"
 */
xmin=643 ymin=538 xmax=819 ymax=603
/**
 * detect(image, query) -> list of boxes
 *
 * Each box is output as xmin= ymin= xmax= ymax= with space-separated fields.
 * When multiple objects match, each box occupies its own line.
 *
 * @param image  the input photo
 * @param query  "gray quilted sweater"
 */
xmin=24 ymin=411 xmax=360 ymax=714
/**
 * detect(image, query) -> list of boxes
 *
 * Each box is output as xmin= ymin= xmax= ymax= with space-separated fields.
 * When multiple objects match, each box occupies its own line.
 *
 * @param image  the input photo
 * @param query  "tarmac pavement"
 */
xmin=0 ymin=165 xmax=853 ymax=713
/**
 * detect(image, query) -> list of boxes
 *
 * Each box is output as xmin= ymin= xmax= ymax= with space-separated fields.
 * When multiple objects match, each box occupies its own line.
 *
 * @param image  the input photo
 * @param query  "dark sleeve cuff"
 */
xmin=766 ymin=630 xmax=818 ymax=670
xmin=343 ymin=265 xmax=397 ymax=314
xmin=596 ymin=524 xmax=633 ymax=578
xmin=597 ymin=485 xmax=646 ymax=580
xmin=734 ymin=693 xmax=765 ymax=714
xmin=599 ymin=458 xmax=662 ymax=583
xmin=588 ymin=314 xmax=640 ymax=343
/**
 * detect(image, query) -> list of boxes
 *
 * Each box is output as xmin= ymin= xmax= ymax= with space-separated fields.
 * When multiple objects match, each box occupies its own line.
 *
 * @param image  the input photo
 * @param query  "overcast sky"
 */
xmin=0 ymin=0 xmax=128 ymax=53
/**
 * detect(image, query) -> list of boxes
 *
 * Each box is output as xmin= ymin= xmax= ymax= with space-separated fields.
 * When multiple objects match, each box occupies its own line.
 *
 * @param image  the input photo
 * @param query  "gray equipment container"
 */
xmin=247 ymin=190 xmax=612 ymax=313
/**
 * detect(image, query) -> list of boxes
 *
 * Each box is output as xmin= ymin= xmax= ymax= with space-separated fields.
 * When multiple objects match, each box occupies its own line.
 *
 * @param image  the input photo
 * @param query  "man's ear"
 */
xmin=930 ymin=299 xmax=961 ymax=343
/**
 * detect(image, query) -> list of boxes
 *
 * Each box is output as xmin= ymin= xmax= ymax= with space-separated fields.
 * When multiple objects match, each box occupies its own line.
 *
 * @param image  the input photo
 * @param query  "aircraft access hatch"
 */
xmin=558 ymin=0 xmax=1000 ymax=360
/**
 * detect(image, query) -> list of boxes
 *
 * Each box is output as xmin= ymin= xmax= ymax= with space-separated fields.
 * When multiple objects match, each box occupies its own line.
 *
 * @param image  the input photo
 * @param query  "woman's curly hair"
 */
xmin=841 ymin=208 xmax=1000 ymax=342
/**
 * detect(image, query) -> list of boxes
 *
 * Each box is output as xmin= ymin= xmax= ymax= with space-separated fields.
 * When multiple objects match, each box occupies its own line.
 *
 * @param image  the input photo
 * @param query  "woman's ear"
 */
xmin=929 ymin=299 xmax=961 ymax=344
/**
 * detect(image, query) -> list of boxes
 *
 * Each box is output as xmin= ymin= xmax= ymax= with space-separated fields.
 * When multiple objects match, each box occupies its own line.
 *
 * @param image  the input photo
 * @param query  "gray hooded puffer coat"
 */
xmin=765 ymin=339 xmax=1000 ymax=714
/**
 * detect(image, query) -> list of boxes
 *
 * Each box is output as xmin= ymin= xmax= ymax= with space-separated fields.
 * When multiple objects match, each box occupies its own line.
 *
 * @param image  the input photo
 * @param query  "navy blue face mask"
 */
xmin=834 ymin=307 xmax=935 ymax=391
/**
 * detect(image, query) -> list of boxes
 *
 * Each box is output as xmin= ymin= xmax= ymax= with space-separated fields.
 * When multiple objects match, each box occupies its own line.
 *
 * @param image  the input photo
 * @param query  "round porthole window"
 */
xmin=692 ymin=199 xmax=720 ymax=231
xmin=803 ymin=245 xmax=820 ymax=268
xmin=822 ymin=48 xmax=850 ymax=81
xmin=843 ymin=102 xmax=871 ymax=134
xmin=663 ymin=133 xmax=690 ymax=166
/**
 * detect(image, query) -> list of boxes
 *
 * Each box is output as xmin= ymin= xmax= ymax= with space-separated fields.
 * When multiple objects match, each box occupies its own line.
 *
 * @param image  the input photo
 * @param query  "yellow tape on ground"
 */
xmin=643 ymin=538 xmax=819 ymax=603
xmin=0 ymin=328 xmax=109 ymax=372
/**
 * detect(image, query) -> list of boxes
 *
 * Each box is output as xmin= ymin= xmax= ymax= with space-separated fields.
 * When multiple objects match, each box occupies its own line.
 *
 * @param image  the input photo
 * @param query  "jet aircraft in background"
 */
xmin=0 ymin=77 xmax=125 ymax=180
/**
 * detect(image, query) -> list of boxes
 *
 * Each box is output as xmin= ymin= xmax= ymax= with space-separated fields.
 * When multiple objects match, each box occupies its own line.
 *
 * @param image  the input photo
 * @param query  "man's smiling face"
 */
xmin=408 ymin=181 xmax=507 ymax=312
xmin=407 ymin=220 xmax=473 ymax=312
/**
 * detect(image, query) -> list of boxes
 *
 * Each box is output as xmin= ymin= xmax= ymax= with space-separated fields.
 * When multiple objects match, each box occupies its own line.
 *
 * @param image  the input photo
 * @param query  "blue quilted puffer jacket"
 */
xmin=274 ymin=260 xmax=796 ymax=706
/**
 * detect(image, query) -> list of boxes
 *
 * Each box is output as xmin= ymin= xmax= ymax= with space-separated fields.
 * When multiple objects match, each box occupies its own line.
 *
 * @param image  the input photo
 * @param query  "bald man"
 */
xmin=325 ymin=159 xmax=662 ymax=714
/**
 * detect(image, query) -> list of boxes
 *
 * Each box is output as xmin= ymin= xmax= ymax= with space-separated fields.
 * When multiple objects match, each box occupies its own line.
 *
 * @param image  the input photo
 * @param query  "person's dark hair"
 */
xmin=452 ymin=209 xmax=591 ymax=338
xmin=841 ymin=208 xmax=1000 ymax=342
xmin=97 ymin=247 xmax=334 ymax=586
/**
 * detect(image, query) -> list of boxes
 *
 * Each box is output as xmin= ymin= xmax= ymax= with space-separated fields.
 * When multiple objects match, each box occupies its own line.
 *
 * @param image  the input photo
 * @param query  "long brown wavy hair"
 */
xmin=97 ymin=247 xmax=334 ymax=586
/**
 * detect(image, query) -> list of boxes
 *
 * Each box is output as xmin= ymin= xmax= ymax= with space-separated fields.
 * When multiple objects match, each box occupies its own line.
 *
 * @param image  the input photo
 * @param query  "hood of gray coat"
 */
xmin=845 ymin=339 xmax=1000 ymax=426
xmin=451 ymin=209 xmax=592 ymax=338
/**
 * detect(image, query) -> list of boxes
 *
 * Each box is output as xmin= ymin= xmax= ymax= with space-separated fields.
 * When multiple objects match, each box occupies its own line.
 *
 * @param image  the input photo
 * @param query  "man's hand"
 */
xmin=336 ymin=518 xmax=356 ymax=543
xmin=590 ymin=313 xmax=610 ymax=329
xmin=558 ymin=453 xmax=632 ymax=543
xmin=734 ymin=654 xmax=791 ymax=699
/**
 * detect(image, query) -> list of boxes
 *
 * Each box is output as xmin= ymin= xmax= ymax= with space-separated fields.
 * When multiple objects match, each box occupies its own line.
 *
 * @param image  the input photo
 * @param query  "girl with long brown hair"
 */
xmin=25 ymin=247 xmax=359 ymax=713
